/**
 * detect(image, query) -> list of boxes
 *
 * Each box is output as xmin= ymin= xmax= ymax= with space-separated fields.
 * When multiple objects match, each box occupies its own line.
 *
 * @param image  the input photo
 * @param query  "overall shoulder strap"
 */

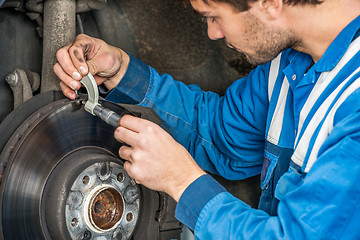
xmin=266 ymin=53 xmax=291 ymax=145
xmin=292 ymin=36 xmax=360 ymax=172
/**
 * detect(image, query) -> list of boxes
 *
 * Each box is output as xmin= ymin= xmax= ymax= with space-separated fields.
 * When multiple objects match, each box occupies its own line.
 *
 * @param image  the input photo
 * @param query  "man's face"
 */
xmin=190 ymin=0 xmax=298 ymax=65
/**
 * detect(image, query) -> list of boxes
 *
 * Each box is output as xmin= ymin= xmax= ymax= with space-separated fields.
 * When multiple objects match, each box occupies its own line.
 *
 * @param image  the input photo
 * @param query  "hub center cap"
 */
xmin=66 ymin=162 xmax=139 ymax=239
xmin=89 ymin=186 xmax=124 ymax=231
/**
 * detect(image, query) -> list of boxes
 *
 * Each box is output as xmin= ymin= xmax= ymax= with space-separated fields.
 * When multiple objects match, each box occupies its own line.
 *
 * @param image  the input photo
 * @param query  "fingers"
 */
xmin=123 ymin=161 xmax=142 ymax=184
xmin=68 ymin=45 xmax=88 ymax=76
xmin=59 ymin=81 xmax=76 ymax=100
xmin=119 ymin=115 xmax=156 ymax=133
xmin=123 ymin=161 xmax=132 ymax=175
xmin=114 ymin=125 xmax=139 ymax=147
xmin=66 ymin=34 xmax=117 ymax=77
xmin=118 ymin=144 xmax=133 ymax=161
xmin=54 ymin=61 xmax=81 ymax=88
xmin=55 ymin=34 xmax=98 ymax=81
xmin=55 ymin=61 xmax=82 ymax=100
xmin=87 ymin=51 xmax=118 ymax=77
xmin=54 ymin=34 xmax=99 ymax=99
xmin=66 ymin=34 xmax=98 ymax=76
xmin=55 ymin=34 xmax=130 ymax=100
xmin=55 ymin=44 xmax=84 ymax=81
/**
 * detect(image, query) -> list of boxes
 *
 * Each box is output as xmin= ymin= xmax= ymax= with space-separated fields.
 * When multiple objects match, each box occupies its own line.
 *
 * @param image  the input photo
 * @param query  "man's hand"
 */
xmin=54 ymin=34 xmax=129 ymax=100
xmin=114 ymin=115 xmax=206 ymax=202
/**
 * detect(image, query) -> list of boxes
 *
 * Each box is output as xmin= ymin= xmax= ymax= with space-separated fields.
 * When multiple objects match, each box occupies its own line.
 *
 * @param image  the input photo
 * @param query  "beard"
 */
xmin=235 ymin=12 xmax=300 ymax=66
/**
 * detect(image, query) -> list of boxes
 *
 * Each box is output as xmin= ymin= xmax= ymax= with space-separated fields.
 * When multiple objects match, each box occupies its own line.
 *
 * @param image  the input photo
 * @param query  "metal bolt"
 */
xmin=96 ymin=162 xmax=111 ymax=181
xmin=67 ymin=191 xmax=84 ymax=209
xmin=77 ymin=229 xmax=92 ymax=240
xmin=71 ymin=218 xmax=78 ymax=227
xmin=115 ymin=232 xmax=122 ymax=239
xmin=5 ymin=72 xmax=18 ymax=85
xmin=112 ymin=227 xmax=126 ymax=240
xmin=117 ymin=172 xmax=124 ymax=182
xmin=83 ymin=230 xmax=91 ymax=239
xmin=82 ymin=175 xmax=90 ymax=185
xmin=126 ymin=212 xmax=133 ymax=222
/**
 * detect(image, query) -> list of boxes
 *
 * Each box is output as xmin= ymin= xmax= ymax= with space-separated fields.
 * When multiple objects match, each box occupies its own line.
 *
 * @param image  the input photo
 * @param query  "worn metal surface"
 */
xmin=0 ymin=97 xmax=120 ymax=239
xmin=0 ymin=95 xmax=182 ymax=239
xmin=0 ymin=8 xmax=42 ymax=122
xmin=25 ymin=0 xmax=107 ymax=13
xmin=5 ymin=69 xmax=40 ymax=108
xmin=66 ymin=162 xmax=139 ymax=239
xmin=41 ymin=0 xmax=76 ymax=92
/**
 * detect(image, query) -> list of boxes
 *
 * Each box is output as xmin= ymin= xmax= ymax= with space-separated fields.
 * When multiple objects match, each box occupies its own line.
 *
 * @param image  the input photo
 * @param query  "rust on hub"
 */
xmin=90 ymin=188 xmax=124 ymax=230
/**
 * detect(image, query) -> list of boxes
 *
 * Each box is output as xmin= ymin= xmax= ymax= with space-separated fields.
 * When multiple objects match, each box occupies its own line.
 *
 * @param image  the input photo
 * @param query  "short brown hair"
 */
xmin=180 ymin=0 xmax=322 ymax=11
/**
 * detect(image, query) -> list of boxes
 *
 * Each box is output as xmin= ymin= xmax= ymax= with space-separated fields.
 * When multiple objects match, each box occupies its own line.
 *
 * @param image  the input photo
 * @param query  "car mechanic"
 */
xmin=54 ymin=0 xmax=360 ymax=238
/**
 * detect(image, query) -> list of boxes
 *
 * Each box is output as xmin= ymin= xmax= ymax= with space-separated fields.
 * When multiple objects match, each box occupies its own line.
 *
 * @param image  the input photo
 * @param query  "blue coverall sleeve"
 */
xmin=106 ymin=55 xmax=269 ymax=180
xmin=106 ymin=55 xmax=360 ymax=239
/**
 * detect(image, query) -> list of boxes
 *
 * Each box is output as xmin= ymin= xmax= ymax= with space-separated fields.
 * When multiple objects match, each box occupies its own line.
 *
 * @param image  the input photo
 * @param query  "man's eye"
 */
xmin=201 ymin=16 xmax=215 ymax=23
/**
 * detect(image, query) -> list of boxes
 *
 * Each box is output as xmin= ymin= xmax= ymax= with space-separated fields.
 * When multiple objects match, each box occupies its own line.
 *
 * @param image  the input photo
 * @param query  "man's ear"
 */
xmin=256 ymin=0 xmax=283 ymax=20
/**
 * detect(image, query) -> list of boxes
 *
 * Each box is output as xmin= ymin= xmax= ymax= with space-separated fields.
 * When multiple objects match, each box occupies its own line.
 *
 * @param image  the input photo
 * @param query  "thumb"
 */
xmin=88 ymin=51 xmax=121 ymax=77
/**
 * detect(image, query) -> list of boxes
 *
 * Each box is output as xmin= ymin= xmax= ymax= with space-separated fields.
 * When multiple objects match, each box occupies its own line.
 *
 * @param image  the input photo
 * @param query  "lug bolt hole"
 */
xmin=71 ymin=218 xmax=78 ymax=227
xmin=82 ymin=175 xmax=90 ymax=185
xmin=117 ymin=172 xmax=124 ymax=182
xmin=126 ymin=212 xmax=133 ymax=222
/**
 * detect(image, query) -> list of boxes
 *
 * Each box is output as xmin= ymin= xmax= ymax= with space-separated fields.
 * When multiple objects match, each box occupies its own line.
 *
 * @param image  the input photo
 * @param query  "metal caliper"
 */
xmin=80 ymin=73 xmax=122 ymax=127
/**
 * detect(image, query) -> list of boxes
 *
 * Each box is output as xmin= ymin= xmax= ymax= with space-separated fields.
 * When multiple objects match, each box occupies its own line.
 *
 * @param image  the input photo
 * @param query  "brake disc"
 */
xmin=0 ymin=97 xmax=137 ymax=239
xmin=0 ymin=94 xmax=182 ymax=239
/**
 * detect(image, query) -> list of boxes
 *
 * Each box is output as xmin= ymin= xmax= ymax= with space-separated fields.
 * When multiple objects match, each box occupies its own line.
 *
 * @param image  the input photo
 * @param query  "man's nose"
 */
xmin=207 ymin=23 xmax=224 ymax=40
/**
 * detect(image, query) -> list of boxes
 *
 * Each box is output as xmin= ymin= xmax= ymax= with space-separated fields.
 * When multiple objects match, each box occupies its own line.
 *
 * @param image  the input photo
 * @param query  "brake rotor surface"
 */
xmin=0 ymin=97 xmax=137 ymax=239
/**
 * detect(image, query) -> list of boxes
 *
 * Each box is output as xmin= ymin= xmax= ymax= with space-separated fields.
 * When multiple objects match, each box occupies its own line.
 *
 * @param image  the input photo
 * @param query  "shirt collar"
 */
xmin=314 ymin=14 xmax=360 ymax=72
xmin=286 ymin=14 xmax=360 ymax=73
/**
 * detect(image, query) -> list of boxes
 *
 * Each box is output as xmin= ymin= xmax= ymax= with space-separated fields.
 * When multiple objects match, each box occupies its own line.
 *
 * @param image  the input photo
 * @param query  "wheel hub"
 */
xmin=66 ymin=162 xmax=139 ymax=239
xmin=90 ymin=187 xmax=124 ymax=230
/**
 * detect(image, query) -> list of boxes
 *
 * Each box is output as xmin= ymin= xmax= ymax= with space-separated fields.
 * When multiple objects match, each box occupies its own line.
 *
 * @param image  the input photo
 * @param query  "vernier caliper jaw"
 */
xmin=80 ymin=73 xmax=122 ymax=127
xmin=80 ymin=73 xmax=100 ymax=115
